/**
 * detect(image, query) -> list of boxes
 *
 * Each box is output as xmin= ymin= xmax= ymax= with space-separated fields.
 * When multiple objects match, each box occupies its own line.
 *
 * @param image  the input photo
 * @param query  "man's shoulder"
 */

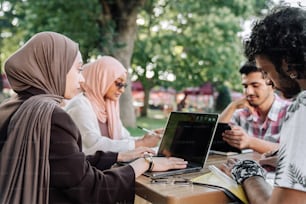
xmin=271 ymin=95 xmax=291 ymax=115
xmin=274 ymin=94 xmax=292 ymax=107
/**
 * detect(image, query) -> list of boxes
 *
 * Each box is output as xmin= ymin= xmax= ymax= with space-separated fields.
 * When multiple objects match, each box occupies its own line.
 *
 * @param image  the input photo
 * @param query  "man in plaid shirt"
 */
xmin=219 ymin=62 xmax=291 ymax=153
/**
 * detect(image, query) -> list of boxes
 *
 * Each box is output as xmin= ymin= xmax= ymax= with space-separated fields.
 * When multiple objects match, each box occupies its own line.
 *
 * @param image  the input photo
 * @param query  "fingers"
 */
xmin=136 ymin=147 xmax=156 ymax=154
xmin=151 ymin=157 xmax=187 ymax=171
xmin=167 ymin=157 xmax=188 ymax=169
xmin=219 ymin=163 xmax=227 ymax=171
xmin=144 ymin=132 xmax=162 ymax=139
xmin=259 ymin=156 xmax=277 ymax=172
xmin=223 ymin=128 xmax=247 ymax=148
xmin=167 ymin=157 xmax=186 ymax=162
xmin=262 ymin=149 xmax=278 ymax=158
xmin=130 ymin=147 xmax=156 ymax=160
xmin=259 ymin=156 xmax=277 ymax=166
xmin=223 ymin=128 xmax=239 ymax=138
xmin=153 ymin=128 xmax=164 ymax=135
xmin=228 ymin=158 xmax=240 ymax=164
xmin=141 ymin=135 xmax=161 ymax=147
xmin=154 ymin=134 xmax=162 ymax=140
xmin=219 ymin=164 xmax=232 ymax=176
xmin=220 ymin=158 xmax=240 ymax=176
xmin=223 ymin=134 xmax=242 ymax=147
xmin=172 ymin=163 xmax=188 ymax=169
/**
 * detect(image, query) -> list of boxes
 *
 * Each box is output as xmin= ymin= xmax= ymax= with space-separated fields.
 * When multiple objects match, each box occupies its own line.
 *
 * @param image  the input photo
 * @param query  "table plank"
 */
xmin=135 ymin=152 xmax=260 ymax=204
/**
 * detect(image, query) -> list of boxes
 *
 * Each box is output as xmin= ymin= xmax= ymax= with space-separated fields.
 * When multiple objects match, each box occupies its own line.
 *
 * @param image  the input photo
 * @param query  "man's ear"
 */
xmin=266 ymin=78 xmax=274 ymax=86
xmin=282 ymin=59 xmax=299 ymax=79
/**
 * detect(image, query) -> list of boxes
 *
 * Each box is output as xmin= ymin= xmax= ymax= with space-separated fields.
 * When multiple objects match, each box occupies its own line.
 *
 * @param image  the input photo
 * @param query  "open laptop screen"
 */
xmin=157 ymin=112 xmax=218 ymax=165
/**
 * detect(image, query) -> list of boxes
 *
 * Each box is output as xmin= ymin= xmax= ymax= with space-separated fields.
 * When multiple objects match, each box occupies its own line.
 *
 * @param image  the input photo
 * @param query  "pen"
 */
xmin=137 ymin=126 xmax=157 ymax=136
xmin=208 ymin=165 xmax=238 ymax=187
xmin=270 ymin=149 xmax=279 ymax=157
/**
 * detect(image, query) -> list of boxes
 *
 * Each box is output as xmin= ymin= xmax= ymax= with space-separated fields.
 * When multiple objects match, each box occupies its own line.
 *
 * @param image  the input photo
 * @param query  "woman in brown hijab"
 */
xmin=0 ymin=32 xmax=187 ymax=204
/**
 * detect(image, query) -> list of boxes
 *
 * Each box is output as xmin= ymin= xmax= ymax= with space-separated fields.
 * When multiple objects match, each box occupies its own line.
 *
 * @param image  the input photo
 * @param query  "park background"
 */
xmin=0 ymin=0 xmax=301 ymax=135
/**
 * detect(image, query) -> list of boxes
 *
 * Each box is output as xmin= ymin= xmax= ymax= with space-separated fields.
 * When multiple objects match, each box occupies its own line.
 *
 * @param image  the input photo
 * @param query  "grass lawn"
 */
xmin=126 ymin=109 xmax=169 ymax=136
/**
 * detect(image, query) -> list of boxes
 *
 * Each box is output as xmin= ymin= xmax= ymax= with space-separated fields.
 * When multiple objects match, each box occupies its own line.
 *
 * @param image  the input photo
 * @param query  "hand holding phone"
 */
xmin=216 ymin=123 xmax=231 ymax=137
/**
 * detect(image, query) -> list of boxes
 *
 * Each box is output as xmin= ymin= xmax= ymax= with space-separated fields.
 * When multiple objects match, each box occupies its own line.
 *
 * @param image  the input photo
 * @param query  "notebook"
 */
xmin=143 ymin=111 xmax=219 ymax=178
xmin=210 ymin=123 xmax=253 ymax=155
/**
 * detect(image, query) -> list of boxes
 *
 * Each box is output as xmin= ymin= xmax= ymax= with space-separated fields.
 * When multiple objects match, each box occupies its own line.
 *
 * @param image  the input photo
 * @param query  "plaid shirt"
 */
xmin=231 ymin=94 xmax=291 ymax=143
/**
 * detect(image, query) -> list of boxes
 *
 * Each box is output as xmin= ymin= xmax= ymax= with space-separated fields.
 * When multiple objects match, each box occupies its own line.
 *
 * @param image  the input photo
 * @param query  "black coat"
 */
xmin=0 ymin=89 xmax=135 ymax=204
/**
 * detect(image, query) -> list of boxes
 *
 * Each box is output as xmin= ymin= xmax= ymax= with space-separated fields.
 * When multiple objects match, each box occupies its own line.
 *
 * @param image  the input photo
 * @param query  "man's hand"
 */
xmin=232 ymin=97 xmax=256 ymax=114
xmin=219 ymin=158 xmax=240 ymax=177
xmin=219 ymin=97 xmax=255 ymax=123
xmin=259 ymin=149 xmax=278 ymax=171
xmin=222 ymin=125 xmax=251 ymax=149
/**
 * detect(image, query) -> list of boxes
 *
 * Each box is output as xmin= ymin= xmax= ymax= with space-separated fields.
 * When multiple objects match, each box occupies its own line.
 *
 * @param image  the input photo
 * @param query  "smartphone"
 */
xmin=215 ymin=122 xmax=231 ymax=138
xmin=211 ymin=122 xmax=241 ymax=153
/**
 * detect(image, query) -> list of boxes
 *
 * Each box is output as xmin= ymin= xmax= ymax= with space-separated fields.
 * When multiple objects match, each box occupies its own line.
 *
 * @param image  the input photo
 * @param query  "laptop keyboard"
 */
xmin=144 ymin=166 xmax=202 ymax=178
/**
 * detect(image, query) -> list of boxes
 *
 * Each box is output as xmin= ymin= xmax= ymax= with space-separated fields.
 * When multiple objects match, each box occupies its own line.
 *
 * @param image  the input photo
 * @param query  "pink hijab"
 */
xmin=81 ymin=56 xmax=127 ymax=139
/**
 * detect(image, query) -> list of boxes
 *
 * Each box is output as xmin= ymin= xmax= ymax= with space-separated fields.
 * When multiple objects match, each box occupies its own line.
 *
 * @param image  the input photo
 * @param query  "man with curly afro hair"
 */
xmin=221 ymin=6 xmax=306 ymax=204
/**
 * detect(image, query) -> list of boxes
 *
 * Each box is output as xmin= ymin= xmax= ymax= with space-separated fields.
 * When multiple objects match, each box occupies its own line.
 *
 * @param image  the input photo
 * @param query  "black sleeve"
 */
xmin=86 ymin=151 xmax=119 ymax=171
xmin=49 ymin=107 xmax=135 ymax=204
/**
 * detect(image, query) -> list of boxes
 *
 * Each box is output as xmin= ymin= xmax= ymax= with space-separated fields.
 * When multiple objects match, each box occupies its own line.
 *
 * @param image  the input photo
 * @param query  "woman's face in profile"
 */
xmin=105 ymin=73 xmax=127 ymax=101
xmin=64 ymin=52 xmax=84 ymax=99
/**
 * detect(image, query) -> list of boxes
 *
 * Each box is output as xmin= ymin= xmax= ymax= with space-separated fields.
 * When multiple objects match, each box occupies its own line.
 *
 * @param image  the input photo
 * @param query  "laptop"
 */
xmin=143 ymin=111 xmax=219 ymax=178
xmin=210 ymin=123 xmax=253 ymax=155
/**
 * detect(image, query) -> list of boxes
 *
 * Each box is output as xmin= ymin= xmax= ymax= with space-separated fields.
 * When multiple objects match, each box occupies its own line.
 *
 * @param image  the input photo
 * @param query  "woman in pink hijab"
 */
xmin=65 ymin=56 xmax=162 ymax=155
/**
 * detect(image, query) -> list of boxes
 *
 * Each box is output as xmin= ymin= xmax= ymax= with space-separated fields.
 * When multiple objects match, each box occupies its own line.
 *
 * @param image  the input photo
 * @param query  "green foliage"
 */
xmin=1 ymin=0 xmax=272 ymax=84
xmin=4 ymin=0 xmax=102 ymax=60
xmin=0 ymin=0 xmax=273 ymax=102
xmin=0 ymin=1 xmax=22 ymax=67
xmin=0 ymin=0 xmax=25 ymax=91
xmin=215 ymin=84 xmax=232 ymax=112
xmin=132 ymin=0 xmax=272 ymax=93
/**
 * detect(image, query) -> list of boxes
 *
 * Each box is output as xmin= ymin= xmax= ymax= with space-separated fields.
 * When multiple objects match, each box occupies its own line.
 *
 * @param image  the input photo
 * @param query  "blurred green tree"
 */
xmin=0 ymin=0 xmax=24 ymax=92
xmin=1 ymin=0 xmax=274 ymax=121
xmin=132 ymin=0 xmax=272 ymax=116
xmin=1 ymin=0 xmax=145 ymax=126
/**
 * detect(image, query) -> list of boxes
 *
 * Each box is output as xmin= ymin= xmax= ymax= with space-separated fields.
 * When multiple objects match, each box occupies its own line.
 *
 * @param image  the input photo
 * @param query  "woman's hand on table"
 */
xmin=117 ymin=147 xmax=156 ymax=162
xmin=130 ymin=156 xmax=188 ymax=178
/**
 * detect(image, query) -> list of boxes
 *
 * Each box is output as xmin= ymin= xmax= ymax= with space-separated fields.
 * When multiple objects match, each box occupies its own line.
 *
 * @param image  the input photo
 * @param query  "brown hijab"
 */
xmin=0 ymin=32 xmax=78 ymax=204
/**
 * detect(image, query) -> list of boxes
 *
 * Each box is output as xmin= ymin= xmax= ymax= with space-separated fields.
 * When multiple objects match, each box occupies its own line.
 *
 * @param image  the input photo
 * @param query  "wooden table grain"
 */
xmin=135 ymin=152 xmax=260 ymax=204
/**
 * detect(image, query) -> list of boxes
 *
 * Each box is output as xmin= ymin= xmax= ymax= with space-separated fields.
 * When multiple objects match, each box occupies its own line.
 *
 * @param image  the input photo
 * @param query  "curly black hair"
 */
xmin=244 ymin=6 xmax=306 ymax=78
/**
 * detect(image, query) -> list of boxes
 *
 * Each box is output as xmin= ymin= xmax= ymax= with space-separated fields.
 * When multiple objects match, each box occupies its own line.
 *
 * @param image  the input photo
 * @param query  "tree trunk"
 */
xmin=99 ymin=0 xmax=145 ymax=127
xmin=141 ymin=87 xmax=150 ymax=117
